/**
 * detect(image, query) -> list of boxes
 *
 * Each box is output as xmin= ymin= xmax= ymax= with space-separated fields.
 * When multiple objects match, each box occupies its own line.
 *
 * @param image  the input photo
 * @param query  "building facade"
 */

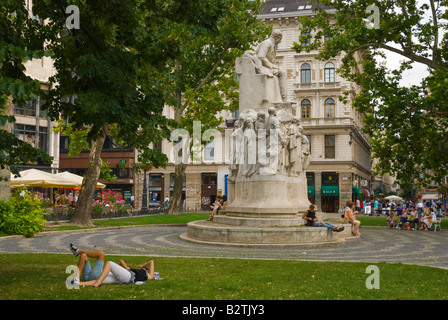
xmin=58 ymin=136 xmax=136 ymax=200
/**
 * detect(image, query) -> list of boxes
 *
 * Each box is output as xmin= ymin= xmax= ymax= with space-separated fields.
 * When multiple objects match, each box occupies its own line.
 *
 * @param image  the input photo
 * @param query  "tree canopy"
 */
xmin=154 ymin=0 xmax=269 ymax=213
xmin=294 ymin=0 xmax=448 ymax=189
xmin=0 ymin=0 xmax=53 ymax=176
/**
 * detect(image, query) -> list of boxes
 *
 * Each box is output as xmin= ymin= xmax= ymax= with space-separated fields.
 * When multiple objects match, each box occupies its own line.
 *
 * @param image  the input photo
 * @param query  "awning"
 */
xmin=421 ymin=193 xmax=438 ymax=200
xmin=322 ymin=186 xmax=339 ymax=196
xmin=352 ymin=186 xmax=362 ymax=196
xmin=361 ymin=188 xmax=370 ymax=197
xmin=307 ymin=186 xmax=315 ymax=196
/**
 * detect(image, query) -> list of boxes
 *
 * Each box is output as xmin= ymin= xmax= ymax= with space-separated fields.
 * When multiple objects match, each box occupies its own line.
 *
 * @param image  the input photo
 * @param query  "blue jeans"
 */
xmin=83 ymin=260 xmax=104 ymax=281
xmin=311 ymin=221 xmax=335 ymax=230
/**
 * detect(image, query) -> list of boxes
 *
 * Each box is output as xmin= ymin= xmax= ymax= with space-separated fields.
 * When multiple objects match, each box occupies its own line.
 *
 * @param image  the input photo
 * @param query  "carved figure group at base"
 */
xmin=228 ymin=107 xmax=309 ymax=180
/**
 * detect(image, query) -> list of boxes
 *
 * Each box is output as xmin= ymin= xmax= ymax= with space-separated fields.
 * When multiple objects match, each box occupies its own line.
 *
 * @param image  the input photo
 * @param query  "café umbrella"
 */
xmin=10 ymin=169 xmax=81 ymax=188
xmin=384 ymin=195 xmax=403 ymax=201
xmin=55 ymin=171 xmax=106 ymax=189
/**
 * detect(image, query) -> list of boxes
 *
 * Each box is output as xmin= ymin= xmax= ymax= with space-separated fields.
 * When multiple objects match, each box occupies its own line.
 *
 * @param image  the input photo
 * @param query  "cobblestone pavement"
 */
xmin=0 ymin=225 xmax=447 ymax=270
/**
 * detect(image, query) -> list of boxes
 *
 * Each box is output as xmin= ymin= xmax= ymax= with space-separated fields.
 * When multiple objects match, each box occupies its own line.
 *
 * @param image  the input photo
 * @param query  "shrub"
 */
xmin=55 ymin=193 xmax=75 ymax=206
xmin=0 ymin=190 xmax=47 ymax=238
xmin=92 ymin=190 xmax=128 ymax=215
xmin=30 ymin=191 xmax=52 ymax=210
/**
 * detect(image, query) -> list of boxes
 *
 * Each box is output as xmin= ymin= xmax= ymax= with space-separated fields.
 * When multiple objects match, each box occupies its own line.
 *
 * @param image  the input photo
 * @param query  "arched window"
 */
xmin=301 ymin=63 xmax=311 ymax=84
xmin=324 ymin=98 xmax=335 ymax=118
xmin=301 ymin=99 xmax=311 ymax=119
xmin=324 ymin=62 xmax=335 ymax=83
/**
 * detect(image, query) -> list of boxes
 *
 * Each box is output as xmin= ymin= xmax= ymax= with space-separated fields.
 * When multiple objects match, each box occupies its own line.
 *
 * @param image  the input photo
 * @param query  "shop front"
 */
xmin=321 ymin=173 xmax=339 ymax=213
xmin=148 ymin=173 xmax=164 ymax=207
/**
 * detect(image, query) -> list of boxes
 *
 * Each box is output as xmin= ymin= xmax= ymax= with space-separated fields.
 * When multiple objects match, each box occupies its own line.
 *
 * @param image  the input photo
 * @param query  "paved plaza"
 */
xmin=0 ymin=224 xmax=447 ymax=270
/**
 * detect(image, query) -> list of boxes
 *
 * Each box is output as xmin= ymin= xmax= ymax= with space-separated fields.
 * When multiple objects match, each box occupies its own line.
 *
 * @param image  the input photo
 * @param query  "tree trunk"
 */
xmin=167 ymin=162 xmax=186 ymax=215
xmin=167 ymin=59 xmax=187 ymax=215
xmin=0 ymin=100 xmax=13 ymax=201
xmin=0 ymin=168 xmax=10 ymax=201
xmin=70 ymin=130 xmax=107 ymax=226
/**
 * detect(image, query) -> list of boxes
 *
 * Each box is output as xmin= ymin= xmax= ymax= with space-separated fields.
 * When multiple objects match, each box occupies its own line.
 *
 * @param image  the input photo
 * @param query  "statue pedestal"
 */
xmin=181 ymin=46 xmax=353 ymax=247
xmin=181 ymin=174 xmax=354 ymax=247
xmin=180 ymin=219 xmax=353 ymax=247
xmin=225 ymin=174 xmax=310 ymax=218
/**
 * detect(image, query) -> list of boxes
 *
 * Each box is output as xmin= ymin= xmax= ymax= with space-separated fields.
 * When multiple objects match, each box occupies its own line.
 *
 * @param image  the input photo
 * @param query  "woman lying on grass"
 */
xmin=79 ymin=258 xmax=155 ymax=288
xmin=70 ymin=243 xmax=154 ymax=288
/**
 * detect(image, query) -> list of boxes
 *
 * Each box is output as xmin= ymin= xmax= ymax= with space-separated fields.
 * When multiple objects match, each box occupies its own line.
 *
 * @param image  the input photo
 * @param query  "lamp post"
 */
xmin=139 ymin=163 xmax=153 ymax=212
xmin=142 ymin=168 xmax=148 ymax=211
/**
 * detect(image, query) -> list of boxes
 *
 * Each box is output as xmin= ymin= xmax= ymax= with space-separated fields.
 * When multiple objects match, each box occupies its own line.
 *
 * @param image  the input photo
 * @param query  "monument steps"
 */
xmin=181 ymin=215 xmax=356 ymax=247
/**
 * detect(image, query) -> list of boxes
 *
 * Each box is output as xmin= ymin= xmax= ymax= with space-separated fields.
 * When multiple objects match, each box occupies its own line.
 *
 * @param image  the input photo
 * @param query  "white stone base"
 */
xmin=226 ymin=174 xmax=311 ymax=218
xmin=181 ymin=215 xmax=354 ymax=247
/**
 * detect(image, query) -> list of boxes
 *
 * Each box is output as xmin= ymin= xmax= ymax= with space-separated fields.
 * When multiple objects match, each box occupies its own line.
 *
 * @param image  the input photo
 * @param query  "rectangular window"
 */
xmin=324 ymin=68 xmax=335 ymax=83
xmin=149 ymin=174 xmax=163 ymax=187
xmin=14 ymin=100 xmax=37 ymax=117
xmin=202 ymin=173 xmax=217 ymax=185
xmin=13 ymin=124 xmax=36 ymax=147
xmin=324 ymin=135 xmax=335 ymax=159
xmin=325 ymin=104 xmax=335 ymax=118
xmin=39 ymin=126 xmax=48 ymax=153
xmin=153 ymin=141 xmax=162 ymax=153
xmin=301 ymin=105 xmax=311 ymax=119
xmin=301 ymin=69 xmax=311 ymax=84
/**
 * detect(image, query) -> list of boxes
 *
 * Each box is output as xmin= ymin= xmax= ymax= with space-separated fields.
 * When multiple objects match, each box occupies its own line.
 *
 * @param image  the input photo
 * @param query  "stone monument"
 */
xmin=181 ymin=31 xmax=350 ymax=246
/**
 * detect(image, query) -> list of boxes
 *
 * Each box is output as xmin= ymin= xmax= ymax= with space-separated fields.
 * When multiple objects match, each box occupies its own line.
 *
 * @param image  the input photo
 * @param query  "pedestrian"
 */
xmin=417 ymin=200 xmax=424 ymax=218
xmin=302 ymin=204 xmax=344 ymax=232
xmin=345 ymin=201 xmax=361 ymax=236
xmin=164 ymin=196 xmax=169 ymax=211
xmin=436 ymin=200 xmax=442 ymax=217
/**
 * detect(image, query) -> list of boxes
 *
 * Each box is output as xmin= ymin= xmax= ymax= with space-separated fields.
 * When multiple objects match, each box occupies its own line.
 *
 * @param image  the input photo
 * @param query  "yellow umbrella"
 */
xmin=55 ymin=171 xmax=106 ymax=189
xmin=10 ymin=169 xmax=80 ymax=188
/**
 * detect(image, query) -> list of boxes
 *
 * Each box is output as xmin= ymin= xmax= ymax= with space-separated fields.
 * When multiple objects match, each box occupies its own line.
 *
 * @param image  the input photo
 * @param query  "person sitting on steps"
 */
xmin=302 ymin=204 xmax=344 ymax=232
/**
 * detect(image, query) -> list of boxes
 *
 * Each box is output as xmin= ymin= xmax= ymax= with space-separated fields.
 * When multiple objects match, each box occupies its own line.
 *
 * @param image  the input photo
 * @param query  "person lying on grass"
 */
xmin=70 ymin=243 xmax=154 ymax=288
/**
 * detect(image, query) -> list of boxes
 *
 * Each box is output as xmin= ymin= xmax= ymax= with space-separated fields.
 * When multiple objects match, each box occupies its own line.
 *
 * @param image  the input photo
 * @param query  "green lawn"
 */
xmin=1 ymin=253 xmax=447 ymax=300
xmin=2 ymin=214 xmax=448 ymax=300
xmin=45 ymin=212 xmax=211 ymax=231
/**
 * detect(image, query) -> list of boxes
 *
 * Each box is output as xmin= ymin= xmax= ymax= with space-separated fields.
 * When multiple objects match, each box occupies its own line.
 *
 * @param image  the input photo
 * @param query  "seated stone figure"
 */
xmin=236 ymin=30 xmax=289 ymax=110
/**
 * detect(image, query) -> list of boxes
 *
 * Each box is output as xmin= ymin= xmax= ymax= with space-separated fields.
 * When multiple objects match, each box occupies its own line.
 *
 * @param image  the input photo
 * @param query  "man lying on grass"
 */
xmin=70 ymin=243 xmax=154 ymax=288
